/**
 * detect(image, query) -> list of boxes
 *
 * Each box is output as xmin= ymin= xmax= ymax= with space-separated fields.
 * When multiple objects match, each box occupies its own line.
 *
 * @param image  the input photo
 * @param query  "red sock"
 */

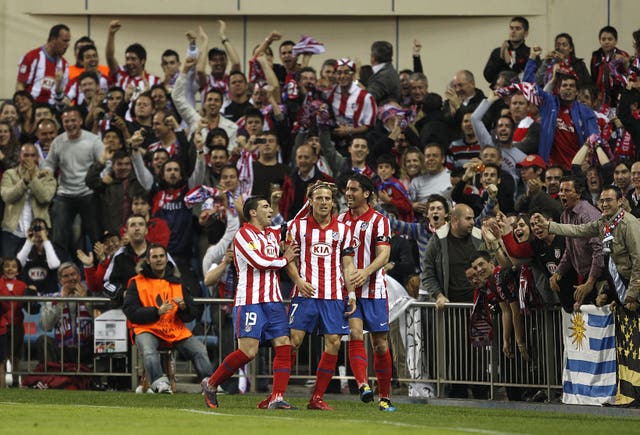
xmin=271 ymin=344 xmax=292 ymax=397
xmin=312 ymin=352 xmax=338 ymax=400
xmin=374 ymin=349 xmax=392 ymax=399
xmin=208 ymin=349 xmax=252 ymax=387
xmin=348 ymin=340 xmax=368 ymax=386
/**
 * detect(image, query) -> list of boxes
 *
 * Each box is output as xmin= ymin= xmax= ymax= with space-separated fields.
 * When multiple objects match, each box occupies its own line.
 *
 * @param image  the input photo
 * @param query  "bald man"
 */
xmin=420 ymin=204 xmax=483 ymax=307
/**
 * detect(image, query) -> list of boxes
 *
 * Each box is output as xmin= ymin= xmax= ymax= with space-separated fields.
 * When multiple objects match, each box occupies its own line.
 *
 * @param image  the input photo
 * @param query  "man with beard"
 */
xmin=131 ymin=134 xmax=205 ymax=299
xmin=523 ymin=47 xmax=598 ymax=169
xmin=531 ymin=176 xmax=604 ymax=312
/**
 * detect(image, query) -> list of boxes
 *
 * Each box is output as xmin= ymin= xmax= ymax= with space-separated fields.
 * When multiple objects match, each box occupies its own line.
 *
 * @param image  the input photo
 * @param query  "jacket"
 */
xmin=420 ymin=223 xmax=484 ymax=299
xmin=1 ymin=165 xmax=56 ymax=232
xmin=123 ymin=261 xmax=196 ymax=343
xmin=523 ymin=58 xmax=599 ymax=162
xmin=366 ymin=63 xmax=402 ymax=104
xmin=549 ymin=210 xmax=640 ymax=301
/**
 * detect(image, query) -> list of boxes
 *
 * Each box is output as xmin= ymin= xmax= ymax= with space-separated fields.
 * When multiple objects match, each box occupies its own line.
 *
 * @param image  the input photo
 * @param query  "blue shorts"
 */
xmin=288 ymin=297 xmax=349 ymax=335
xmin=350 ymin=298 xmax=390 ymax=332
xmin=232 ymin=302 xmax=289 ymax=342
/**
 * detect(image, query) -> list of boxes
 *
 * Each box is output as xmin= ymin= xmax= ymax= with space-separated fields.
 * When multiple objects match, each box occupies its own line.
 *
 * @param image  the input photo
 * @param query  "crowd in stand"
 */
xmin=1 ymin=15 xmax=640 ymax=401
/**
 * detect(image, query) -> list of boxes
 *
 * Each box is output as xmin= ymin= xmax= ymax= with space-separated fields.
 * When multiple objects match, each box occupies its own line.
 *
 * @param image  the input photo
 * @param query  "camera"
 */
xmin=31 ymin=224 xmax=43 ymax=232
xmin=254 ymin=138 xmax=266 ymax=145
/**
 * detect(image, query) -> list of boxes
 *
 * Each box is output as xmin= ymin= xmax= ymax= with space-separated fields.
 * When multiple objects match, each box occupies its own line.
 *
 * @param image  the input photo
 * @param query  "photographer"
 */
xmin=17 ymin=218 xmax=62 ymax=295
xmin=37 ymin=262 xmax=93 ymax=365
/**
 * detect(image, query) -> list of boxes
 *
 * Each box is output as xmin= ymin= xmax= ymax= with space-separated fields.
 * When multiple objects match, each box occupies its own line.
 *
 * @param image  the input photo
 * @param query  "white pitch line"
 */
xmin=180 ymin=408 xmax=529 ymax=434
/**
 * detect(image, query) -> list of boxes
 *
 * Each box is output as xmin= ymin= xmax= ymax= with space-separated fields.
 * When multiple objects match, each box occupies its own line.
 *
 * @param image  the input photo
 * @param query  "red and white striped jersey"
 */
xmin=114 ymin=66 xmax=160 ymax=96
xmin=65 ymin=72 xmax=111 ymax=106
xmin=17 ymin=47 xmax=69 ymax=104
xmin=201 ymin=74 xmax=230 ymax=99
xmin=338 ymin=206 xmax=390 ymax=299
xmin=287 ymin=215 xmax=353 ymax=300
xmin=233 ymin=223 xmax=287 ymax=306
xmin=327 ymin=82 xmax=376 ymax=128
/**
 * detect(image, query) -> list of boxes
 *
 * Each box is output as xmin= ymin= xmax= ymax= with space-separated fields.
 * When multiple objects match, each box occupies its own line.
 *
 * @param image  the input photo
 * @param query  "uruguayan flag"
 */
xmin=562 ymin=305 xmax=616 ymax=405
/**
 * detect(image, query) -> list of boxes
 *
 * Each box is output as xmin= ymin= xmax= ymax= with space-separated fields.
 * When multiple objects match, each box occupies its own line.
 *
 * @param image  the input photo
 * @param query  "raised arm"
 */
xmin=105 ymin=21 xmax=122 ymax=80
xmin=218 ymin=20 xmax=241 ymax=72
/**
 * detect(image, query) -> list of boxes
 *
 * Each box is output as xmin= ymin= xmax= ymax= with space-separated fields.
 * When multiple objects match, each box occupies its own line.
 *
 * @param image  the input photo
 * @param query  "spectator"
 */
xmin=618 ymin=84 xmax=640 ymax=160
xmin=223 ymin=71 xmax=253 ymax=122
xmin=410 ymin=143 xmax=452 ymax=214
xmin=0 ymin=120 xmax=20 ymax=171
xmin=77 ymin=232 xmax=121 ymax=294
xmin=43 ymin=106 xmax=104 ymax=258
xmin=16 ymin=24 xmax=70 ymax=105
xmin=246 ymin=132 xmax=287 ymax=199
xmin=613 ymin=159 xmax=633 ymax=195
xmin=544 ymin=164 xmax=565 ymax=199
xmin=514 ymin=155 xmax=563 ymax=221
xmin=13 ymin=91 xmax=37 ymax=143
xmin=146 ymin=111 xmax=190 ymax=173
xmin=173 ymin=58 xmax=238 ymax=151
xmin=444 ymin=70 xmax=486 ymax=131
xmin=17 ymin=218 xmax=61 ymax=295
xmin=105 ymin=21 xmax=160 ymax=104
xmin=123 ymin=243 xmax=213 ymax=394
xmin=535 ymin=33 xmax=591 ymax=88
xmin=279 ymin=143 xmax=333 ymax=220
xmin=34 ymin=119 xmax=58 ymax=163
xmin=367 ymin=41 xmax=402 ymax=104
xmin=447 ymin=112 xmax=481 ymax=169
xmin=37 ymin=262 xmax=93 ymax=365
xmin=65 ymin=45 xmax=110 ymax=107
xmin=483 ymin=16 xmax=532 ymax=85
xmin=1 ymin=143 xmax=56 ymax=257
xmin=627 ymin=161 xmax=640 ymax=217
xmin=0 ymin=257 xmax=29 ymax=385
xmin=68 ymin=36 xmax=110 ymax=81
xmin=399 ymin=147 xmax=425 ymax=191
xmin=523 ymin=48 xmax=599 ymax=169
xmin=375 ymin=154 xmax=414 ymax=222
xmin=85 ymin=149 xmax=143 ymax=235
xmin=590 ymin=26 xmax=628 ymax=108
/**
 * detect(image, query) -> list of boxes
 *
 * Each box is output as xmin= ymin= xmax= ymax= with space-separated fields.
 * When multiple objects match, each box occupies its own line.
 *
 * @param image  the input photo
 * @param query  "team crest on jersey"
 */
xmin=311 ymin=243 xmax=333 ymax=256
xmin=265 ymin=245 xmax=277 ymax=257
xmin=19 ymin=65 xmax=27 ymax=74
xmin=360 ymin=222 xmax=368 ymax=231
xmin=332 ymin=231 xmax=340 ymax=240
xmin=554 ymin=248 xmax=561 ymax=259
xmin=351 ymin=237 xmax=361 ymax=248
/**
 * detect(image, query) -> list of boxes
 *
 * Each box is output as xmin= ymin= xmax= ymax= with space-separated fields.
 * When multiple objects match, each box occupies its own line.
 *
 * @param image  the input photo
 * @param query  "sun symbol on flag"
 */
xmin=569 ymin=313 xmax=587 ymax=350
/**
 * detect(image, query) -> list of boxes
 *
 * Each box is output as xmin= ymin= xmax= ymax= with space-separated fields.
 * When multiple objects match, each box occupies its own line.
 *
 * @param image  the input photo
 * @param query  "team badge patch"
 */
xmin=332 ymin=231 xmax=340 ymax=240
xmin=360 ymin=222 xmax=368 ymax=231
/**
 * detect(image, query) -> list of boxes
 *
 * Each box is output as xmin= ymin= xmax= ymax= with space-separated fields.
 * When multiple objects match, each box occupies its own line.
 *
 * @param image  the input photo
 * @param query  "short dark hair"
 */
xmin=146 ymin=243 xmax=167 ymax=259
xmin=209 ymin=144 xmax=229 ymax=157
xmin=346 ymin=172 xmax=376 ymax=203
xmin=296 ymin=66 xmax=316 ymax=82
xmin=220 ymin=164 xmax=239 ymax=177
xmin=244 ymin=108 xmax=264 ymax=123
xmin=126 ymin=43 xmax=147 ymax=61
xmin=48 ymin=24 xmax=70 ymax=41
xmin=206 ymin=127 xmax=229 ymax=146
xmin=469 ymin=250 xmax=493 ymax=267
xmin=112 ymin=149 xmax=130 ymax=162
xmin=279 ymin=40 xmax=295 ymax=50
xmin=208 ymin=48 xmax=227 ymax=61
xmin=78 ymin=44 xmax=98 ymax=62
xmin=204 ymin=88 xmax=224 ymax=101
xmin=74 ymin=36 xmax=94 ymax=50
xmin=376 ymin=154 xmax=397 ymax=171
xmin=599 ymin=25 xmax=618 ymax=40
xmin=61 ymin=105 xmax=83 ymax=118
xmin=511 ymin=16 xmax=529 ymax=32
xmin=560 ymin=175 xmax=586 ymax=196
xmin=77 ymin=71 xmax=99 ymax=85
xmin=161 ymin=49 xmax=180 ymax=62
xmin=601 ymin=184 xmax=623 ymax=199
xmin=229 ymin=70 xmax=247 ymax=83
xmin=243 ymin=196 xmax=268 ymax=222
xmin=127 ymin=213 xmax=148 ymax=227
xmin=371 ymin=41 xmax=393 ymax=63
xmin=426 ymin=194 xmax=450 ymax=215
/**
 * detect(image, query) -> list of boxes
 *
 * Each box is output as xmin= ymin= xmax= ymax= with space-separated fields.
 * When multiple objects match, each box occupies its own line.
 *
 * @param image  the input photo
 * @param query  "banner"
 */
xmin=615 ymin=306 xmax=640 ymax=406
xmin=561 ymin=305 xmax=616 ymax=405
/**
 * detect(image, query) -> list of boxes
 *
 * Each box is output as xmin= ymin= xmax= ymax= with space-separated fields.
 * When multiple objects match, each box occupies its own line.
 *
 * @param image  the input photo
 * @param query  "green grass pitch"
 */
xmin=1 ymin=389 xmax=639 ymax=434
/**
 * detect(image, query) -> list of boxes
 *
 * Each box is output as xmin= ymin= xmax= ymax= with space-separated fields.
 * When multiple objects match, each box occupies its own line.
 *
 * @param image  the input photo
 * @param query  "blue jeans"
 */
xmin=135 ymin=332 xmax=213 ymax=384
xmin=1 ymin=231 xmax=25 ymax=258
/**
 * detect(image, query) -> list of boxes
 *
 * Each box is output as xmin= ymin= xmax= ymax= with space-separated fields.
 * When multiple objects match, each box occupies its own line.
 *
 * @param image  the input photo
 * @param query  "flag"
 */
xmin=614 ymin=306 xmax=640 ymax=406
xmin=561 ymin=305 xmax=616 ymax=405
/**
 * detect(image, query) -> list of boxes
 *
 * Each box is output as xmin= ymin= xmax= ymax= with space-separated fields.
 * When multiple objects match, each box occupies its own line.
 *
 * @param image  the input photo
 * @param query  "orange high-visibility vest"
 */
xmin=130 ymin=274 xmax=192 ymax=343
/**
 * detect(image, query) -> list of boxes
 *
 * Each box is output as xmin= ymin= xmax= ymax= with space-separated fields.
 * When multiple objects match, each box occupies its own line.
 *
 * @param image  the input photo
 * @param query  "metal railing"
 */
xmin=0 ymin=295 xmax=564 ymax=398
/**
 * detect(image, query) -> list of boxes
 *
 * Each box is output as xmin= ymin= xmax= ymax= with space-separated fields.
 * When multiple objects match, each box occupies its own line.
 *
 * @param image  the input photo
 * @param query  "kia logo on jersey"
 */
xmin=311 ymin=243 xmax=333 ymax=256
xmin=265 ymin=245 xmax=277 ymax=257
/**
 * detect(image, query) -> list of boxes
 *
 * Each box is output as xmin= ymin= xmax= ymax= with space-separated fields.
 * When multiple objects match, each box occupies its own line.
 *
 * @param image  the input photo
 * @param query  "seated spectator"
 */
xmin=37 ymin=262 xmax=93 ymax=365
xmin=123 ymin=244 xmax=213 ymax=394
xmin=17 ymin=218 xmax=61 ymax=295
xmin=1 ymin=143 xmax=56 ymax=257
